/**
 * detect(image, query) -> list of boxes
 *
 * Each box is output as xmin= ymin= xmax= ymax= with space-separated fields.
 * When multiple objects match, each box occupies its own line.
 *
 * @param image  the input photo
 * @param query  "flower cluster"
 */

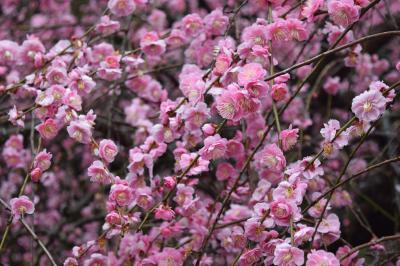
xmin=0 ymin=0 xmax=400 ymax=266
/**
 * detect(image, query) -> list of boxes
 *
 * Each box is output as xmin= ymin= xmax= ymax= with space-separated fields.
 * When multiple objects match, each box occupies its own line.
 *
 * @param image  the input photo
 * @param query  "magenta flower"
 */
xmin=328 ymin=0 xmax=360 ymax=27
xmin=238 ymin=248 xmax=263 ymax=266
xmin=154 ymin=205 xmax=175 ymax=221
xmin=10 ymin=196 xmax=35 ymax=219
xmin=35 ymin=118 xmax=60 ymax=140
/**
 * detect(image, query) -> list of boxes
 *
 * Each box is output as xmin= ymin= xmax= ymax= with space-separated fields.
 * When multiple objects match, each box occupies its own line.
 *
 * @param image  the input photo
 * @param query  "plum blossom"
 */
xmin=10 ymin=196 xmax=35 ymax=219
xmin=351 ymin=89 xmax=387 ymax=122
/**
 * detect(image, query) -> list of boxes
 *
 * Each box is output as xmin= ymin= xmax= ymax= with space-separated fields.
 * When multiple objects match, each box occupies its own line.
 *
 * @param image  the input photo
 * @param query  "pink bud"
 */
xmin=30 ymin=167 xmax=42 ymax=182
xmin=164 ymin=176 xmax=176 ymax=189
xmin=202 ymin=123 xmax=216 ymax=136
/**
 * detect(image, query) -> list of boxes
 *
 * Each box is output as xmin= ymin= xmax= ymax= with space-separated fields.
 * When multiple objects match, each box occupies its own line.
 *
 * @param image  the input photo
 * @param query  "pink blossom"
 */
xmin=108 ymin=0 xmax=136 ymax=17
xmin=328 ymin=0 xmax=360 ymax=27
xmin=35 ymin=118 xmax=60 ymax=140
xmin=98 ymin=139 xmax=118 ymax=163
xmin=271 ymin=83 xmax=288 ymax=102
xmin=153 ymin=247 xmax=183 ymax=266
xmin=273 ymin=243 xmax=304 ymax=266
xmin=140 ymin=31 xmax=166 ymax=57
xmin=238 ymin=63 xmax=266 ymax=87
xmin=155 ymin=205 xmax=175 ymax=221
xmin=318 ymin=213 xmax=340 ymax=234
xmin=280 ymin=126 xmax=299 ymax=151
xmin=67 ymin=118 xmax=93 ymax=144
xmin=181 ymin=13 xmax=203 ymax=37
xmin=204 ymin=9 xmax=229 ymax=36
xmin=10 ymin=196 xmax=35 ymax=219
xmin=95 ymin=15 xmax=120 ymax=35
xmin=306 ymin=250 xmax=340 ymax=266
xmin=302 ymin=0 xmax=324 ymax=22
xmin=0 ymin=40 xmax=19 ymax=66
xmin=179 ymin=153 xmax=209 ymax=176
xmin=109 ymin=184 xmax=133 ymax=206
xmin=351 ymin=89 xmax=387 ymax=122
xmin=88 ymin=160 xmax=112 ymax=184
xmin=199 ymin=134 xmax=227 ymax=160
xmin=216 ymin=162 xmax=236 ymax=181
xmin=254 ymin=144 xmax=286 ymax=172
xmin=83 ymin=253 xmax=107 ymax=266
xmin=238 ymin=248 xmax=263 ymax=266
xmin=97 ymin=55 xmax=122 ymax=81
xmin=68 ymin=69 xmax=96 ymax=96
xmin=270 ymin=198 xmax=300 ymax=226
xmin=33 ymin=149 xmax=52 ymax=171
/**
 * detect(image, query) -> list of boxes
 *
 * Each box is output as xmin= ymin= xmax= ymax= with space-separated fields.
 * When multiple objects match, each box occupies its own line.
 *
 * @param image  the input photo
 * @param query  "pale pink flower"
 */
xmin=10 ymin=196 xmax=35 ymax=219
xmin=95 ymin=15 xmax=120 ymax=35
xmin=302 ymin=0 xmax=324 ymax=22
xmin=67 ymin=119 xmax=93 ymax=144
xmin=306 ymin=250 xmax=340 ymax=266
xmin=238 ymin=63 xmax=266 ymax=86
xmin=83 ymin=253 xmax=107 ymax=266
xmin=318 ymin=213 xmax=340 ymax=234
xmin=33 ymin=149 xmax=52 ymax=171
xmin=199 ymin=134 xmax=227 ymax=160
xmin=179 ymin=153 xmax=209 ymax=176
xmin=216 ymin=90 xmax=243 ymax=121
xmin=351 ymin=89 xmax=387 ymax=122
xmin=254 ymin=144 xmax=286 ymax=172
xmin=109 ymin=184 xmax=133 ymax=206
xmin=88 ymin=160 xmax=112 ymax=184
xmin=8 ymin=105 xmax=25 ymax=128
xmin=0 ymin=40 xmax=19 ymax=66
xmin=98 ymin=139 xmax=118 ymax=163
xmin=242 ymin=24 xmax=269 ymax=46
xmin=273 ymin=243 xmax=304 ymax=266
xmin=273 ymin=180 xmax=307 ymax=205
xmin=280 ymin=126 xmax=299 ymax=151
xmin=140 ymin=31 xmax=166 ymax=57
xmin=270 ymin=198 xmax=300 ymax=226
xmin=181 ymin=13 xmax=203 ymax=36
xmin=108 ymin=0 xmax=136 ymax=17
xmin=204 ymin=9 xmax=229 ymax=36
xmin=97 ymin=55 xmax=122 ymax=81
xmin=153 ymin=247 xmax=183 ymax=266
